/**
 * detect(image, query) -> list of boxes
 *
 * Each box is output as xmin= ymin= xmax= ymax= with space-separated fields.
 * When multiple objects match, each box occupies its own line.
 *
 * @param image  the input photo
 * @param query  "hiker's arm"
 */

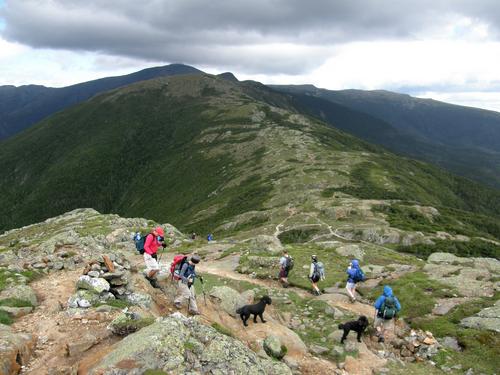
xmin=395 ymin=297 xmax=402 ymax=311
xmin=144 ymin=234 xmax=154 ymax=255
xmin=309 ymin=264 xmax=314 ymax=278
xmin=179 ymin=263 xmax=190 ymax=283
xmin=374 ymin=296 xmax=384 ymax=310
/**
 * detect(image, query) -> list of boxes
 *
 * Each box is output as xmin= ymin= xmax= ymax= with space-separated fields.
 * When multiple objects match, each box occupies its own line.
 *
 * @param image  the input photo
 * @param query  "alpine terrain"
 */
xmin=0 ymin=72 xmax=498 ymax=375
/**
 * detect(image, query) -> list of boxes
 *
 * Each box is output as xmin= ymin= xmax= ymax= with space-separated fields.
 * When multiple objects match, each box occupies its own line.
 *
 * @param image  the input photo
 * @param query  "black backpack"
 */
xmin=134 ymin=233 xmax=152 ymax=254
xmin=285 ymin=256 xmax=294 ymax=271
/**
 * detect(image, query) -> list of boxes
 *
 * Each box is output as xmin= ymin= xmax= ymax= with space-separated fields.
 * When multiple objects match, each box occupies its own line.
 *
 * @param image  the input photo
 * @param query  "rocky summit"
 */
xmin=0 ymin=208 xmax=498 ymax=375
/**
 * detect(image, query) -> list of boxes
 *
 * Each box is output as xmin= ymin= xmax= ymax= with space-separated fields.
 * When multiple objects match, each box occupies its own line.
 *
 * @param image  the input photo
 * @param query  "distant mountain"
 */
xmin=272 ymin=85 xmax=500 ymax=188
xmin=0 ymin=64 xmax=203 ymax=141
xmin=0 ymin=73 xmax=499 ymax=244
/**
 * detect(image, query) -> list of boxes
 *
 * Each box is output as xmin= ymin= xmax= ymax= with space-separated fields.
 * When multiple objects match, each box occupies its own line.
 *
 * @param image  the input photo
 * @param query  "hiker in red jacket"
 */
xmin=144 ymin=226 xmax=166 ymax=288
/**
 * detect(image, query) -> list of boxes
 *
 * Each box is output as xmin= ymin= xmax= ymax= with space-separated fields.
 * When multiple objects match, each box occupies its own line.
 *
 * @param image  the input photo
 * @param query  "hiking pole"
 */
xmin=199 ymin=276 xmax=207 ymax=306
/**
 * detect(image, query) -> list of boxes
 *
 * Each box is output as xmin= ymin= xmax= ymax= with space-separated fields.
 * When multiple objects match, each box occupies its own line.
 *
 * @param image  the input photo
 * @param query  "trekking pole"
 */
xmin=199 ymin=276 xmax=207 ymax=306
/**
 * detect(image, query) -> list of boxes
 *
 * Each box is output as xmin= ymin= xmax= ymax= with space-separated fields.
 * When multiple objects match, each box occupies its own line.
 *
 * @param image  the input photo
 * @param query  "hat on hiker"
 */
xmin=311 ymin=255 xmax=317 ymax=261
xmin=155 ymin=227 xmax=165 ymax=236
xmin=191 ymin=255 xmax=201 ymax=264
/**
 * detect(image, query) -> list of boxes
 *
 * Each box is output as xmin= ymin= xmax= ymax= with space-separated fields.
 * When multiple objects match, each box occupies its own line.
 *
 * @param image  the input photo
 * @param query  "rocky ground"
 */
xmin=0 ymin=209 xmax=498 ymax=375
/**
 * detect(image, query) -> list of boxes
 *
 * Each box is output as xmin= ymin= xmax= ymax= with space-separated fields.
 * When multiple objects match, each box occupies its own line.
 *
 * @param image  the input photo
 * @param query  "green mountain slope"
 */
xmin=272 ymin=85 xmax=500 ymax=188
xmin=1 ymin=74 xmax=499 ymax=248
xmin=0 ymin=64 xmax=202 ymax=141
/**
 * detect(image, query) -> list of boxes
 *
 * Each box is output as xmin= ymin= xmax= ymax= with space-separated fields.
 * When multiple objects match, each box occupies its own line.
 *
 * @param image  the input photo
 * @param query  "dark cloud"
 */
xmin=1 ymin=0 xmax=499 ymax=74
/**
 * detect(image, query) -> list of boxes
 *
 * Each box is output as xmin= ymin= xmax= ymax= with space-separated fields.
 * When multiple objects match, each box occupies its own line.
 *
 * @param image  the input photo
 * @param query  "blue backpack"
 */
xmin=134 ymin=232 xmax=151 ymax=254
xmin=353 ymin=268 xmax=365 ymax=282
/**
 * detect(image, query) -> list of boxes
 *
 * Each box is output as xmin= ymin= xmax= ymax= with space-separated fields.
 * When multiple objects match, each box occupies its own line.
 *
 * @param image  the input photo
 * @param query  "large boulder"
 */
xmin=427 ymin=253 xmax=472 ymax=265
xmin=263 ymin=335 xmax=287 ymax=359
xmin=0 ymin=324 xmax=37 ymax=375
xmin=0 ymin=285 xmax=38 ymax=307
xmin=90 ymin=313 xmax=291 ymax=375
xmin=336 ymin=244 xmax=365 ymax=261
xmin=460 ymin=301 xmax=500 ymax=332
xmin=122 ymin=292 xmax=152 ymax=308
xmin=67 ymin=289 xmax=100 ymax=308
xmin=248 ymin=235 xmax=283 ymax=255
xmin=76 ymin=275 xmax=110 ymax=294
xmin=209 ymin=286 xmax=248 ymax=317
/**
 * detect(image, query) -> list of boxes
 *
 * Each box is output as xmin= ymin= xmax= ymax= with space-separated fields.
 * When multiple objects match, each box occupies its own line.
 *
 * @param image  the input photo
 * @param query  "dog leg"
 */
xmin=341 ymin=330 xmax=348 ymax=344
xmin=357 ymin=331 xmax=362 ymax=342
xmin=242 ymin=314 xmax=249 ymax=326
xmin=259 ymin=313 xmax=266 ymax=323
xmin=253 ymin=314 xmax=258 ymax=323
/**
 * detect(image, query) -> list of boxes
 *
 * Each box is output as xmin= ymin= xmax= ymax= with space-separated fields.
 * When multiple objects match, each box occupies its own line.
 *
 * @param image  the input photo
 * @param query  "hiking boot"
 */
xmin=147 ymin=277 xmax=160 ymax=289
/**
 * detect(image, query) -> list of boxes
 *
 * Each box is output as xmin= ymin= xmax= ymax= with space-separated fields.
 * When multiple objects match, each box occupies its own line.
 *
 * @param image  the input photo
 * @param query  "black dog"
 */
xmin=338 ymin=315 xmax=369 ymax=343
xmin=235 ymin=295 xmax=272 ymax=327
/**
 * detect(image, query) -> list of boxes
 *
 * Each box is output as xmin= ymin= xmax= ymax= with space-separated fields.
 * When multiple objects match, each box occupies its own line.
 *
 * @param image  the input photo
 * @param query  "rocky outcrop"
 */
xmin=460 ymin=300 xmax=500 ymax=332
xmin=336 ymin=244 xmax=365 ymax=261
xmin=263 ymin=335 xmax=287 ymax=359
xmin=0 ymin=324 xmax=37 ymax=375
xmin=209 ymin=286 xmax=252 ymax=317
xmin=248 ymin=235 xmax=283 ymax=255
xmin=0 ymin=284 xmax=38 ymax=307
xmin=91 ymin=313 xmax=291 ymax=374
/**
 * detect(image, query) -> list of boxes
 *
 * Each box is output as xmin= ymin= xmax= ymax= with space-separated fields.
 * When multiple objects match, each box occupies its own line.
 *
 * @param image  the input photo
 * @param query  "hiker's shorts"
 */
xmin=175 ymin=280 xmax=199 ymax=313
xmin=144 ymin=253 xmax=159 ymax=272
xmin=346 ymin=281 xmax=356 ymax=290
xmin=374 ymin=316 xmax=394 ymax=331
xmin=279 ymin=268 xmax=289 ymax=278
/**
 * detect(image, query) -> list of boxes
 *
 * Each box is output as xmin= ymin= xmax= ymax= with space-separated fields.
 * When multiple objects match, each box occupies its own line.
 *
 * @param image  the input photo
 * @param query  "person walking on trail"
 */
xmin=143 ymin=226 xmax=166 ymax=288
xmin=174 ymin=255 xmax=201 ymax=315
xmin=346 ymin=259 xmax=365 ymax=303
xmin=279 ymin=250 xmax=293 ymax=288
xmin=373 ymin=285 xmax=401 ymax=343
xmin=207 ymin=233 xmax=213 ymax=242
xmin=309 ymin=255 xmax=325 ymax=296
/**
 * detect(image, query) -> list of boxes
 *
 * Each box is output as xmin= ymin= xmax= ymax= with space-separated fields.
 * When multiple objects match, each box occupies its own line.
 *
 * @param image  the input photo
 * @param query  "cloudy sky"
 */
xmin=1 ymin=0 xmax=500 ymax=111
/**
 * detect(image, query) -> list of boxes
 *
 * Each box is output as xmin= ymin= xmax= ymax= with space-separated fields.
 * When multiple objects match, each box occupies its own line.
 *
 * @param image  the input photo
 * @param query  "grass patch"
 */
xmin=0 ymin=298 xmax=33 ymax=307
xmin=364 ymin=271 xmax=454 ymax=321
xmin=211 ymin=322 xmax=234 ymax=337
xmin=397 ymin=238 xmax=500 ymax=260
xmin=0 ymin=310 xmax=13 ymax=325
xmin=278 ymin=228 xmax=321 ymax=244
xmin=143 ymin=370 xmax=168 ymax=375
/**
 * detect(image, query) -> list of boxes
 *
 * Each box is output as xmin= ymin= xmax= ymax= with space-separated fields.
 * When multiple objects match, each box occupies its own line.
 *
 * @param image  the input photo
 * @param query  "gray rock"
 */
xmin=427 ymin=252 xmax=472 ymax=265
xmin=440 ymin=336 xmax=461 ymax=351
xmin=123 ymin=293 xmax=152 ymax=308
xmin=328 ymin=330 xmax=345 ymax=343
xmin=263 ymin=335 xmax=286 ymax=359
xmin=0 ymin=284 xmax=38 ymax=306
xmin=67 ymin=289 xmax=99 ymax=308
xmin=66 ymin=333 xmax=98 ymax=356
xmin=344 ymin=341 xmax=358 ymax=353
xmin=336 ymin=244 xmax=365 ymax=261
xmin=309 ymin=344 xmax=329 ymax=355
xmin=209 ymin=286 xmax=247 ymax=317
xmin=248 ymin=235 xmax=283 ymax=255
xmin=0 ymin=306 xmax=33 ymax=318
xmin=76 ymin=275 xmax=110 ymax=294
xmin=52 ymin=262 xmax=64 ymax=270
xmin=432 ymin=298 xmax=468 ymax=315
xmin=87 ymin=271 xmax=100 ymax=278
xmin=91 ymin=314 xmax=291 ymax=374
xmin=330 ymin=345 xmax=345 ymax=359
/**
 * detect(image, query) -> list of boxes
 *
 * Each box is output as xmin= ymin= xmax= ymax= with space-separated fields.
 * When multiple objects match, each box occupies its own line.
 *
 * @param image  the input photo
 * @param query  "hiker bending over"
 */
xmin=346 ymin=259 xmax=365 ymax=303
xmin=174 ymin=255 xmax=201 ymax=315
xmin=144 ymin=226 xmax=166 ymax=288
xmin=279 ymin=250 xmax=293 ymax=288
xmin=309 ymin=255 xmax=325 ymax=296
xmin=373 ymin=285 xmax=401 ymax=343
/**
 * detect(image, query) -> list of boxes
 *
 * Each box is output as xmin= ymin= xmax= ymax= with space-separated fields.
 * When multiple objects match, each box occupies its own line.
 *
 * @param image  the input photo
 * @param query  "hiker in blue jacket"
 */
xmin=345 ymin=259 xmax=363 ymax=303
xmin=373 ymin=285 xmax=401 ymax=342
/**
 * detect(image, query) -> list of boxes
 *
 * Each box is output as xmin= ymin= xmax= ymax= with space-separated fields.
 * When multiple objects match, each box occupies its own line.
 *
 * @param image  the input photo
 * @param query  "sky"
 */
xmin=1 ymin=0 xmax=500 ymax=111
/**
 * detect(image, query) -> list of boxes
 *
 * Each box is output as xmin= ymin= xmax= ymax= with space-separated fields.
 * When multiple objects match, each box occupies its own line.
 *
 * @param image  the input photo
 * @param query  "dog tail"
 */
xmin=236 ymin=307 xmax=242 ymax=314
xmin=338 ymin=323 xmax=344 ymax=329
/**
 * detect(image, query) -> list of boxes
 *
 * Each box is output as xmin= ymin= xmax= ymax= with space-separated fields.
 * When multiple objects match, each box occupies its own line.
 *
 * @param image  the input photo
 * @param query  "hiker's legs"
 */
xmin=311 ymin=281 xmax=320 ymax=295
xmin=144 ymin=253 xmax=160 ymax=279
xmin=188 ymin=285 xmax=199 ymax=313
xmin=374 ymin=317 xmax=390 ymax=341
xmin=345 ymin=281 xmax=356 ymax=301
xmin=174 ymin=281 xmax=190 ymax=307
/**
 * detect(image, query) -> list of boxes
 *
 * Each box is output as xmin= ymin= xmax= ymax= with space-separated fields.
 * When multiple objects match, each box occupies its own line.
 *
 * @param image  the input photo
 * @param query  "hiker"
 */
xmin=143 ymin=226 xmax=166 ymax=288
xmin=279 ymin=250 xmax=293 ymax=288
xmin=346 ymin=259 xmax=364 ymax=302
xmin=309 ymin=255 xmax=325 ymax=296
xmin=373 ymin=285 xmax=401 ymax=343
xmin=191 ymin=232 xmax=197 ymax=240
xmin=207 ymin=233 xmax=213 ymax=242
xmin=174 ymin=255 xmax=201 ymax=315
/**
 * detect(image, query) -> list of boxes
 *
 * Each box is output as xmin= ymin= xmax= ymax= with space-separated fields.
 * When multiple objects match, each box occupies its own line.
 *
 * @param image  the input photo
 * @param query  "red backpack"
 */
xmin=170 ymin=255 xmax=188 ymax=280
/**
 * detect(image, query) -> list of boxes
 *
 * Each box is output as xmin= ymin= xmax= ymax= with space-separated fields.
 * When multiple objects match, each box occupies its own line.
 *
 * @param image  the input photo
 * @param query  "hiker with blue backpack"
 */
xmin=373 ymin=285 xmax=401 ymax=343
xmin=309 ymin=255 xmax=325 ymax=296
xmin=346 ymin=259 xmax=365 ymax=303
xmin=134 ymin=226 xmax=166 ymax=288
